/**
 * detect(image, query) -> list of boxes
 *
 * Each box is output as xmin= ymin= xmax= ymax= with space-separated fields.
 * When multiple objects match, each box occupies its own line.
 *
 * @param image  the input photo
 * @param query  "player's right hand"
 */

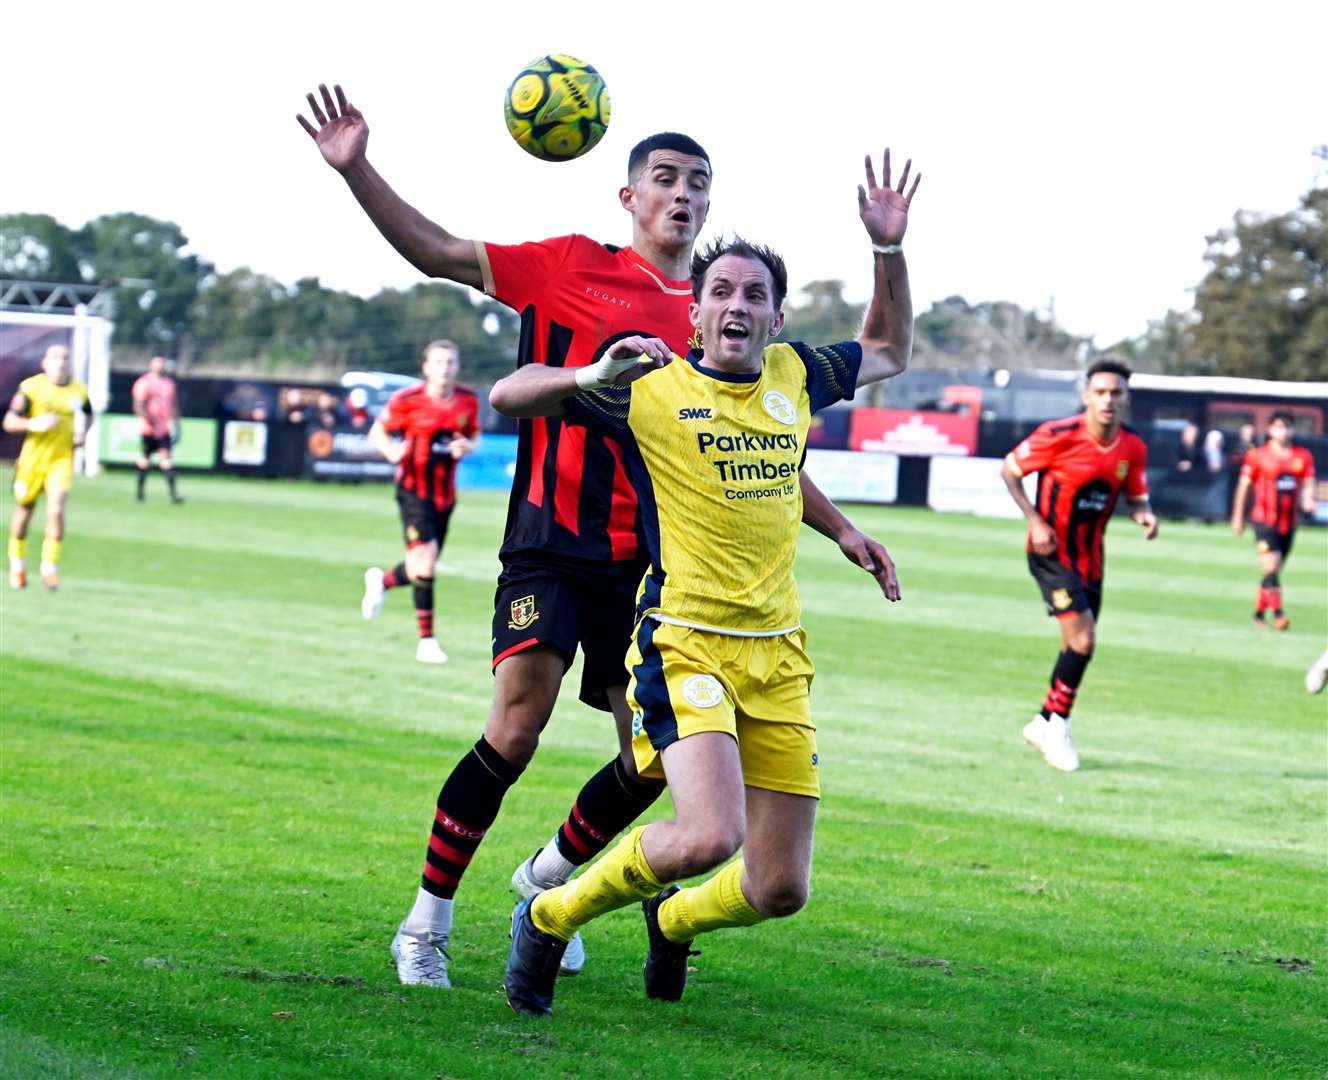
xmin=297 ymin=84 xmax=368 ymax=173
xmin=28 ymin=413 xmax=59 ymax=433
xmin=1229 ymin=516 xmax=1244 ymax=535
xmin=575 ymin=336 xmax=673 ymax=390
xmin=1028 ymin=517 xmax=1057 ymax=556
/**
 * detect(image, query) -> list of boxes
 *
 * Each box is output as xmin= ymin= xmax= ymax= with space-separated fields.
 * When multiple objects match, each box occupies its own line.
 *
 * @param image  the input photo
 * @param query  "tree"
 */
xmin=81 ymin=213 xmax=209 ymax=347
xmin=0 ymin=213 xmax=86 ymax=280
xmin=1189 ymin=184 xmax=1327 ymax=380
xmin=1105 ymin=309 xmax=1209 ymax=374
xmin=780 ymin=280 xmax=864 ymax=345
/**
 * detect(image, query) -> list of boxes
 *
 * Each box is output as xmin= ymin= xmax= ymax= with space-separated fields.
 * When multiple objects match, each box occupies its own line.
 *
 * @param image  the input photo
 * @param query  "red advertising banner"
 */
xmin=849 ymin=408 xmax=978 ymax=456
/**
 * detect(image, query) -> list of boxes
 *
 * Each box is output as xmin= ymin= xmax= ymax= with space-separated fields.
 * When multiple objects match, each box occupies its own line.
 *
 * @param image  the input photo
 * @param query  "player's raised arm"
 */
xmin=855 ymin=148 xmax=920 ymax=385
xmin=489 ymin=336 xmax=673 ymax=418
xmin=296 ymin=83 xmax=483 ymax=290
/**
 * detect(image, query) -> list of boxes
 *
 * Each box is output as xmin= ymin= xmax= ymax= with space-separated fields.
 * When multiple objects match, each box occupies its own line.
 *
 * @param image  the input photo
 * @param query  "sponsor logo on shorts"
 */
xmin=762 ymin=390 xmax=797 ymax=426
xmin=1116 ymin=460 xmax=1129 ymax=480
xmin=1051 ymin=588 xmax=1072 ymax=611
xmin=811 ymin=753 xmax=819 ymax=767
xmin=13 ymin=481 xmax=27 ymax=499
xmin=681 ymin=674 xmax=724 ymax=709
xmin=508 ymin=594 xmax=540 ymax=630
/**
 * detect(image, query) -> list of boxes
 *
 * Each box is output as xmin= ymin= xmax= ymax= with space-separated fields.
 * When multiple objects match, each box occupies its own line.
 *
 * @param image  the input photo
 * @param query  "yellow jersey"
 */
xmin=567 ymin=341 xmax=861 ymax=635
xmin=13 ymin=373 xmax=91 ymax=472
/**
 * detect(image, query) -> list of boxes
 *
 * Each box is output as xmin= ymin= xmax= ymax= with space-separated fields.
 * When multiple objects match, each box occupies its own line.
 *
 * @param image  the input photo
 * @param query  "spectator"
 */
xmin=1202 ymin=429 xmax=1225 ymax=474
xmin=1175 ymin=422 xmax=1202 ymax=473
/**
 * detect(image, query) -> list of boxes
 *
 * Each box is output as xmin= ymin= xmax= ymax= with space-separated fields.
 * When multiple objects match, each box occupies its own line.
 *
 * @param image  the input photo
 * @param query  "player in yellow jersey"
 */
xmin=493 ymin=149 xmax=920 ymax=1016
xmin=5 ymin=344 xmax=93 ymax=590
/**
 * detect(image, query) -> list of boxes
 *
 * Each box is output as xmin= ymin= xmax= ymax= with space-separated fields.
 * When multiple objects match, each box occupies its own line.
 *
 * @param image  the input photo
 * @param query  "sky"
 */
xmin=4 ymin=0 xmax=1323 ymax=346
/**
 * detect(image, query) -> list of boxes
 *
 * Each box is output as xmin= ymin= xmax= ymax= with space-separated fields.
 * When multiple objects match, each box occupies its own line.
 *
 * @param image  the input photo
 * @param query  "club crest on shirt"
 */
xmin=1115 ymin=460 xmax=1129 ymax=480
xmin=681 ymin=674 xmax=725 ymax=709
xmin=762 ymin=390 xmax=797 ymax=426
xmin=1292 ymin=459 xmax=1304 ymax=473
xmin=1051 ymin=588 xmax=1072 ymax=611
xmin=509 ymin=594 xmax=539 ymax=630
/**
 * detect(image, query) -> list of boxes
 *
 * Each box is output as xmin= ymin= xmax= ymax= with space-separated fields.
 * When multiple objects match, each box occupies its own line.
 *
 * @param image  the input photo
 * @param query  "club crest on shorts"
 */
xmin=762 ymin=390 xmax=797 ymax=426
xmin=508 ymin=594 xmax=539 ymax=630
xmin=631 ymin=709 xmax=644 ymax=737
xmin=1051 ymin=588 xmax=1072 ymax=611
xmin=681 ymin=674 xmax=724 ymax=708
xmin=1116 ymin=460 xmax=1129 ymax=480
xmin=406 ymin=525 xmax=420 ymax=543
xmin=1256 ymin=540 xmax=1270 ymax=553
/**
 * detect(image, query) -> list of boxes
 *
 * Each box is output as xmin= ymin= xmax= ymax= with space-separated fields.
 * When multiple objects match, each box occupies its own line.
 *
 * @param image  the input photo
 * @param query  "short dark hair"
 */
xmin=1269 ymin=409 xmax=1295 ymax=426
xmin=627 ymin=133 xmax=710 ymax=181
xmin=1086 ymin=356 xmax=1132 ymax=382
xmin=690 ymin=236 xmax=788 ymax=307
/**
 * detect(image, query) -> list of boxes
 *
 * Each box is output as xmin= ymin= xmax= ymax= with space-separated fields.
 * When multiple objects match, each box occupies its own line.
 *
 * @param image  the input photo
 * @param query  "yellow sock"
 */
xmin=657 ymin=859 xmax=764 ymax=942
xmin=41 ymin=537 xmax=62 ymax=564
xmin=7 ymin=536 xmax=24 ymax=562
xmin=532 ymin=825 xmax=664 ymax=941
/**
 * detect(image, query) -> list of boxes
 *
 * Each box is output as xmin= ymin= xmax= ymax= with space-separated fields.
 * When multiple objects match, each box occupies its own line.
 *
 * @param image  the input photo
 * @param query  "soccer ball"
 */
xmin=503 ymin=54 xmax=610 ymax=162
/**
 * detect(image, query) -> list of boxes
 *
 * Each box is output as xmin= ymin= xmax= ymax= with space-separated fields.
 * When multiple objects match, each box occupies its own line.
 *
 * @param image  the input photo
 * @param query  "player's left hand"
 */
xmin=1134 ymin=510 xmax=1159 ymax=540
xmin=449 ymin=438 xmax=473 ymax=460
xmin=838 ymin=527 xmax=901 ymax=601
xmin=859 ymin=148 xmax=921 ymax=249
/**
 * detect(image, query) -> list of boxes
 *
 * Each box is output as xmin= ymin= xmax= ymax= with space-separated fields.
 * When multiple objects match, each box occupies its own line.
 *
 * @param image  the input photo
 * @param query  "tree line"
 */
xmin=3 ymin=158 xmax=1324 ymax=382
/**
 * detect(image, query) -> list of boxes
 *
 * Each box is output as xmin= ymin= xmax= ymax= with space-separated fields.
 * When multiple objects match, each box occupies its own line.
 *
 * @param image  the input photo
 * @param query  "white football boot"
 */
xmin=1307 ymin=654 xmax=1328 ymax=695
xmin=360 ymin=567 xmax=385 ymax=620
xmin=1023 ymin=714 xmax=1080 ymax=772
xmin=390 ymin=923 xmax=451 ymax=988
xmin=511 ymin=851 xmax=585 ymax=975
xmin=415 ymin=637 xmax=448 ymax=664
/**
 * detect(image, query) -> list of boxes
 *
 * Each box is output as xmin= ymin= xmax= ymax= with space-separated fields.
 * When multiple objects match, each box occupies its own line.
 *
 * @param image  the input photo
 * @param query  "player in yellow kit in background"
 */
xmin=5 ymin=344 xmax=94 ymax=590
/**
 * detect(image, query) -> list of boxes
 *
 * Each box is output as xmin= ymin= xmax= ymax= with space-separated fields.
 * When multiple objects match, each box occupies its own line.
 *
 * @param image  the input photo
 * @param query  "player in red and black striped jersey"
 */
xmin=359 ymin=340 xmax=480 ymax=663
xmin=1001 ymin=358 xmax=1158 ymax=772
xmin=299 ymin=85 xmax=899 ymax=989
xmin=1230 ymin=411 xmax=1317 ymax=630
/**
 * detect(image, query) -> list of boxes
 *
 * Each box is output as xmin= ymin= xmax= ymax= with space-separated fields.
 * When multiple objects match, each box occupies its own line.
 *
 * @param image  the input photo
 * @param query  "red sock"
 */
xmin=416 ymin=609 xmax=434 ymax=639
xmin=384 ymin=562 xmax=408 ymax=589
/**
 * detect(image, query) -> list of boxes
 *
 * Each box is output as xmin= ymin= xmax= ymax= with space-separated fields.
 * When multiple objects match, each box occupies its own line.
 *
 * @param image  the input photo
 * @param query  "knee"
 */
xmin=407 ymin=553 xmax=436 ymax=583
xmin=675 ymin=825 xmax=744 ymax=877
xmin=747 ymin=873 xmax=809 ymax=919
xmin=1068 ymin=626 xmax=1095 ymax=656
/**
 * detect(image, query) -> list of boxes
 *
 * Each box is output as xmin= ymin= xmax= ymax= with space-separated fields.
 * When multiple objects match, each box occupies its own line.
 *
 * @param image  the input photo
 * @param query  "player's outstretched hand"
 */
xmin=1135 ymin=509 xmax=1160 ymax=540
xmin=838 ymin=527 xmax=901 ymax=601
xmin=296 ymin=83 xmax=367 ymax=173
xmin=576 ymin=336 xmax=673 ymax=390
xmin=858 ymin=148 xmax=921 ymax=249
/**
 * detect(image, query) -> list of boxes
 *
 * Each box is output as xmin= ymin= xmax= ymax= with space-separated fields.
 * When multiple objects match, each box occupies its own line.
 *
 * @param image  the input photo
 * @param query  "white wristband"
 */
xmin=574 ymin=351 xmax=644 ymax=391
xmin=872 ymin=243 xmax=903 ymax=255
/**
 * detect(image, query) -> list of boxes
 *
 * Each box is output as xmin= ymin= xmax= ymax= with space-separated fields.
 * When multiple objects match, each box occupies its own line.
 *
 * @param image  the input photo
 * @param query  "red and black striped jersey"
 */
xmin=1241 ymin=443 xmax=1314 ymax=532
xmin=378 ymin=383 xmax=480 ymax=512
xmin=1008 ymin=415 xmax=1149 ymax=584
xmin=476 ymin=233 xmax=700 ymax=565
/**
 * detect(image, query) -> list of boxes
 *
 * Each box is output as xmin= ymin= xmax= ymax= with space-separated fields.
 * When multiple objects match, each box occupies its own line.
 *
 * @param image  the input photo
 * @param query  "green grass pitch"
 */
xmin=2 ymin=468 xmax=1324 ymax=1078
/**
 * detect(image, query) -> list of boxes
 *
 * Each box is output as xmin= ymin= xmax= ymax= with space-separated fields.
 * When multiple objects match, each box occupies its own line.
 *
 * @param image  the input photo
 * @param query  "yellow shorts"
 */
xmin=13 ymin=455 xmax=73 ymax=507
xmin=626 ymin=619 xmax=820 ymax=798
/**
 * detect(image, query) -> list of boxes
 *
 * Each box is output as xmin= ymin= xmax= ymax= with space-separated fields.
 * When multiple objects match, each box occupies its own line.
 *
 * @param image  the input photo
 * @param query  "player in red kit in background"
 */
xmin=1229 ymin=411 xmax=1316 ymax=631
xmin=132 ymin=356 xmax=184 ymax=504
xmin=1001 ymin=358 xmax=1158 ymax=772
xmin=360 ymin=340 xmax=480 ymax=664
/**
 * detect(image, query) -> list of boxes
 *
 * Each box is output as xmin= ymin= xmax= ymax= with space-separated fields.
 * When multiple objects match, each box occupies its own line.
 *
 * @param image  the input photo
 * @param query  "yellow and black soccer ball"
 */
xmin=504 ymin=54 xmax=610 ymax=162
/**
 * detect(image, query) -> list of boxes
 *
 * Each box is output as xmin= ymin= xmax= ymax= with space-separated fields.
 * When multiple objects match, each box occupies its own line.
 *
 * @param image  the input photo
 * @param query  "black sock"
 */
xmin=165 ymin=469 xmax=179 ymax=498
xmin=136 ymin=465 xmax=148 ymax=499
xmin=1041 ymin=648 xmax=1092 ymax=719
xmin=413 ymin=577 xmax=435 ymax=638
xmin=421 ymin=737 xmax=524 ymax=899
xmin=554 ymin=757 xmax=666 ymax=865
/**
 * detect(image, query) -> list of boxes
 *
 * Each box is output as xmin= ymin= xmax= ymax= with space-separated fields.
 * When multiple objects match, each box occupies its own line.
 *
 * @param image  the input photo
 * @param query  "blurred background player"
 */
xmin=298 ymin=83 xmax=894 ymax=990
xmin=1229 ymin=410 xmax=1316 ymax=631
xmin=360 ymin=340 xmax=479 ymax=664
xmin=1001 ymin=359 xmax=1158 ymax=772
xmin=5 ymin=344 xmax=93 ymax=590
xmin=132 ymin=355 xmax=184 ymax=504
